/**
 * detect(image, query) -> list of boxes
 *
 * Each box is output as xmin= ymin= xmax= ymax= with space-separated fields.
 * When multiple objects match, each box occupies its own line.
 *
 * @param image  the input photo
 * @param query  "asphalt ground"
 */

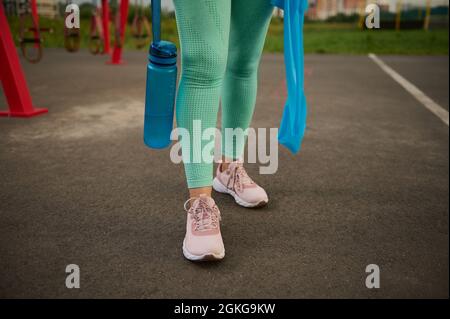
xmin=0 ymin=50 xmax=448 ymax=298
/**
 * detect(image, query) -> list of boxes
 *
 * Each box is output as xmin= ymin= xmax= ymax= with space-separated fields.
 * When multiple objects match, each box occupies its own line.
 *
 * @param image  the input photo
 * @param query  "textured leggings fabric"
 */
xmin=173 ymin=0 xmax=274 ymax=189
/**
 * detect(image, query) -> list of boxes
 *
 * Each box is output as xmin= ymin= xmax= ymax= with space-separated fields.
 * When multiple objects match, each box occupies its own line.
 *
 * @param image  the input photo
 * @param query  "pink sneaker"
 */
xmin=182 ymin=195 xmax=225 ymax=261
xmin=213 ymin=160 xmax=269 ymax=208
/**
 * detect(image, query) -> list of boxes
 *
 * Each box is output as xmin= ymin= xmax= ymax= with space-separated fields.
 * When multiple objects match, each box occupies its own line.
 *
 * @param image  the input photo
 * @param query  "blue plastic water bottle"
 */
xmin=144 ymin=0 xmax=177 ymax=149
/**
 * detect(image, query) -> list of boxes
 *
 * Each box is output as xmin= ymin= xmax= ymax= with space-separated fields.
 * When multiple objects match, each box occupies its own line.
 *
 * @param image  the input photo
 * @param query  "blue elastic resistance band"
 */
xmin=271 ymin=0 xmax=309 ymax=154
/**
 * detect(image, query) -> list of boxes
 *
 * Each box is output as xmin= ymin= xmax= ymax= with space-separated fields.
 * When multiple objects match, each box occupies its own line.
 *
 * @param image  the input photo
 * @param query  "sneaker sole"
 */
xmin=182 ymin=239 xmax=225 ymax=262
xmin=212 ymin=178 xmax=268 ymax=208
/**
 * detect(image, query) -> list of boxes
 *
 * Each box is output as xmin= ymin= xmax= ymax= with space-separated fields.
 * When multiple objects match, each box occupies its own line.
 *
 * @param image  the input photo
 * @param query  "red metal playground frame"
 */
xmin=0 ymin=0 xmax=47 ymax=117
xmin=0 ymin=0 xmax=131 ymax=117
xmin=108 ymin=0 xmax=129 ymax=65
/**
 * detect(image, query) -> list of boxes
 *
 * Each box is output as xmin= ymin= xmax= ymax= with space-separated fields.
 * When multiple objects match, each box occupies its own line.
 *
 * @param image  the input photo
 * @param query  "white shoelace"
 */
xmin=184 ymin=197 xmax=221 ymax=231
xmin=230 ymin=163 xmax=255 ymax=192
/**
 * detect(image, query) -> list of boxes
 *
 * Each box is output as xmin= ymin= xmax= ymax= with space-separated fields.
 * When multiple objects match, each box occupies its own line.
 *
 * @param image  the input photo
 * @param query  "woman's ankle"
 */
xmin=220 ymin=157 xmax=235 ymax=172
xmin=189 ymin=186 xmax=212 ymax=199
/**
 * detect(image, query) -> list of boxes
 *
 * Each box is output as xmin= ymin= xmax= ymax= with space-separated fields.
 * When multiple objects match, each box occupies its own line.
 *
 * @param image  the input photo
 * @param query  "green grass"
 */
xmin=7 ymin=16 xmax=449 ymax=55
xmin=266 ymin=19 xmax=449 ymax=54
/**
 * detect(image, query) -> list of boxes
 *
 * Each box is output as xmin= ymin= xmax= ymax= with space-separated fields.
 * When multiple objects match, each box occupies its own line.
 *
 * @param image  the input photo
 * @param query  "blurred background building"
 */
xmin=3 ymin=0 xmax=449 ymax=24
xmin=305 ymin=0 xmax=449 ymax=19
xmin=36 ymin=0 xmax=58 ymax=19
xmin=3 ymin=0 xmax=58 ymax=17
xmin=2 ymin=0 xmax=448 ymax=38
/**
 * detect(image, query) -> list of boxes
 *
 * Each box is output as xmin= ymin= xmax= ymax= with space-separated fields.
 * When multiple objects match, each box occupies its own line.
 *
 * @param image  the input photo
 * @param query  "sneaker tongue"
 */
xmin=229 ymin=161 xmax=242 ymax=171
xmin=235 ymin=165 xmax=253 ymax=186
xmin=195 ymin=195 xmax=217 ymax=230
xmin=198 ymin=194 xmax=215 ymax=207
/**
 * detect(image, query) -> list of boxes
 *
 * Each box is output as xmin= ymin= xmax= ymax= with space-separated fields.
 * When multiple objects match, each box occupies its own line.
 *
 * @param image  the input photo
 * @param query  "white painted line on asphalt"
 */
xmin=368 ymin=53 xmax=449 ymax=126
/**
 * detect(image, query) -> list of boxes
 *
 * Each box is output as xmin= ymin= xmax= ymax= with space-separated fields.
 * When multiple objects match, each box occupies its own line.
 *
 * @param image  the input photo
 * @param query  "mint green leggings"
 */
xmin=173 ymin=0 xmax=274 ymax=189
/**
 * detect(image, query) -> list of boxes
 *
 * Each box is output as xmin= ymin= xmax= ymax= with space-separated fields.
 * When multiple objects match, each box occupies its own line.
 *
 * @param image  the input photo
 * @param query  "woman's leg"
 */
xmin=174 ymin=0 xmax=231 ymax=262
xmin=173 ymin=0 xmax=231 ymax=195
xmin=212 ymin=0 xmax=273 ymax=208
xmin=221 ymin=0 xmax=274 ymax=161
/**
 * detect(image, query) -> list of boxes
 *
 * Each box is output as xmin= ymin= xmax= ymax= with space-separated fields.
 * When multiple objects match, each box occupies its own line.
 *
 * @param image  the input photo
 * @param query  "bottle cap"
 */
xmin=149 ymin=41 xmax=177 ymax=65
